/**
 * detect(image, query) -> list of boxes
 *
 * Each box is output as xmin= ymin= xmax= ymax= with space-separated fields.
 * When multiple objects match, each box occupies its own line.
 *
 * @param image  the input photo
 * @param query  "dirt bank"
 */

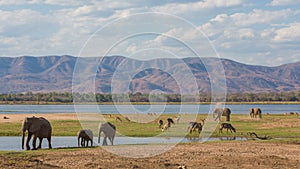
xmin=1 ymin=141 xmax=299 ymax=169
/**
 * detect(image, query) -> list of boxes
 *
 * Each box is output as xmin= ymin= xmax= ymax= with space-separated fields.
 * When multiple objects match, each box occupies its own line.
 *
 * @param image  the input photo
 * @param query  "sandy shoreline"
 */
xmin=0 ymin=113 xmax=79 ymax=123
xmin=0 ymin=141 xmax=299 ymax=168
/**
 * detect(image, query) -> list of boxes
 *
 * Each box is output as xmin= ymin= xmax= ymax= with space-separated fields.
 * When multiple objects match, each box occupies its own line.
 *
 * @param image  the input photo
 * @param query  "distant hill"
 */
xmin=0 ymin=55 xmax=299 ymax=94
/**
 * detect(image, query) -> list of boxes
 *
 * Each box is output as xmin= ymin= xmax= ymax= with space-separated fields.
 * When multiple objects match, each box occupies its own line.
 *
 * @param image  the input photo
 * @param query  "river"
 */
xmin=0 ymin=104 xmax=299 ymax=114
xmin=0 ymin=136 xmax=246 ymax=151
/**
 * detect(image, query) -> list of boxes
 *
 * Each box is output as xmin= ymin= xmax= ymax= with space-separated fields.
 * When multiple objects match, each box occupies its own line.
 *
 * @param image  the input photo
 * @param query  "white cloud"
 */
xmin=152 ymin=0 xmax=242 ymax=14
xmin=224 ymin=28 xmax=255 ymax=39
xmin=273 ymin=23 xmax=300 ymax=42
xmin=230 ymin=9 xmax=292 ymax=26
xmin=0 ymin=0 xmax=38 ymax=5
xmin=269 ymin=0 xmax=300 ymax=6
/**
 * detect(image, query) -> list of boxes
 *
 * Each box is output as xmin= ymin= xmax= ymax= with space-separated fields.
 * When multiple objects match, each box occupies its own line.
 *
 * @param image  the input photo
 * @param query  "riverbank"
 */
xmin=1 ymin=113 xmax=299 ymax=139
xmin=1 ymin=141 xmax=299 ymax=168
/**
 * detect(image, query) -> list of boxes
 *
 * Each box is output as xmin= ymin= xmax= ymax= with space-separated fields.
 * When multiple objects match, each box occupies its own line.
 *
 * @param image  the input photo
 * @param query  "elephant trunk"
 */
xmin=98 ymin=130 xmax=102 ymax=143
xmin=21 ymin=122 xmax=26 ymax=149
xmin=22 ymin=131 xmax=25 ymax=149
xmin=78 ymin=136 xmax=80 ymax=147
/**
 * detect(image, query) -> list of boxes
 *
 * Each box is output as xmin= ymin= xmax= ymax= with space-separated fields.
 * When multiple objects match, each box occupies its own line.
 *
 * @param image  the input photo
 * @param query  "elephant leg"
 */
xmin=32 ymin=135 xmax=38 ymax=150
xmin=226 ymin=116 xmax=230 ymax=122
xmin=81 ymin=138 xmax=85 ymax=147
xmin=91 ymin=139 xmax=93 ymax=147
xmin=47 ymin=137 xmax=52 ymax=149
xmin=26 ymin=132 xmax=32 ymax=150
xmin=37 ymin=137 xmax=43 ymax=149
xmin=103 ymin=136 xmax=108 ymax=146
xmin=109 ymin=137 xmax=113 ymax=145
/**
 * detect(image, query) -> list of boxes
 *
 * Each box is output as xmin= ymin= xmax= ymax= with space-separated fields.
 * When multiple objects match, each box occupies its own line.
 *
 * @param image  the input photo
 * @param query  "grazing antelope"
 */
xmin=158 ymin=119 xmax=164 ymax=128
xmin=219 ymin=123 xmax=236 ymax=133
xmin=125 ymin=116 xmax=130 ymax=122
xmin=115 ymin=116 xmax=122 ymax=122
xmin=167 ymin=118 xmax=174 ymax=126
xmin=175 ymin=115 xmax=181 ymax=124
xmin=187 ymin=119 xmax=205 ymax=134
xmin=162 ymin=119 xmax=174 ymax=132
xmin=190 ymin=122 xmax=203 ymax=134
xmin=162 ymin=123 xmax=169 ymax=131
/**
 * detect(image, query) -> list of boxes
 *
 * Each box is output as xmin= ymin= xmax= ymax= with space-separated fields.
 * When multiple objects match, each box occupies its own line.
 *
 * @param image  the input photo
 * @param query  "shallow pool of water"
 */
xmin=0 ymin=136 xmax=246 ymax=151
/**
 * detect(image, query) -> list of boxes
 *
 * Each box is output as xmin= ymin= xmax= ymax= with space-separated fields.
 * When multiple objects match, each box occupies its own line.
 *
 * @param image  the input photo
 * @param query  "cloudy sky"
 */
xmin=0 ymin=0 xmax=299 ymax=66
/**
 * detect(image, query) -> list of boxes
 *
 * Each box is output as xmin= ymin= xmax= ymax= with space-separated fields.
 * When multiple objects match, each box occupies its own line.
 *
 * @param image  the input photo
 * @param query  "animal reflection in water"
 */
xmin=219 ymin=136 xmax=236 ymax=141
xmin=98 ymin=122 xmax=116 ymax=146
xmin=77 ymin=129 xmax=93 ymax=147
xmin=219 ymin=123 xmax=236 ymax=133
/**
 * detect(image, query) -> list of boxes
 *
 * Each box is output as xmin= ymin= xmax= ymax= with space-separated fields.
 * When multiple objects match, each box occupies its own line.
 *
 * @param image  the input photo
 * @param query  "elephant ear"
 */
xmin=28 ymin=117 xmax=42 ymax=133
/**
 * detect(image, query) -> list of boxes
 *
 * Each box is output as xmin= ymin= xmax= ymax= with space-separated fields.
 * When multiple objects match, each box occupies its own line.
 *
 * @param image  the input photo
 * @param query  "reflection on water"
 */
xmin=0 ymin=136 xmax=247 ymax=151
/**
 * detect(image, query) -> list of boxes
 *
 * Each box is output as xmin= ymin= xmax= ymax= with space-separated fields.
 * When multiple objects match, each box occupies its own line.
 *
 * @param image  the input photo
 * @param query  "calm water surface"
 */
xmin=0 ymin=136 xmax=246 ymax=151
xmin=0 ymin=104 xmax=299 ymax=114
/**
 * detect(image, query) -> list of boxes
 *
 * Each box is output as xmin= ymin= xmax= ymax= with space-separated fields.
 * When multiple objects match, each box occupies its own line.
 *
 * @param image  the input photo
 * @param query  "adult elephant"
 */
xmin=21 ymin=116 xmax=52 ymax=150
xmin=213 ymin=108 xmax=231 ymax=121
xmin=98 ymin=122 xmax=116 ymax=146
xmin=249 ymin=108 xmax=262 ymax=119
xmin=77 ymin=129 xmax=93 ymax=147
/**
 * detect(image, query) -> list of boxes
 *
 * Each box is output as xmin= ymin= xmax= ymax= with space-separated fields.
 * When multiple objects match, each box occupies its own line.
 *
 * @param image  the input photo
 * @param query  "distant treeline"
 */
xmin=0 ymin=91 xmax=300 ymax=103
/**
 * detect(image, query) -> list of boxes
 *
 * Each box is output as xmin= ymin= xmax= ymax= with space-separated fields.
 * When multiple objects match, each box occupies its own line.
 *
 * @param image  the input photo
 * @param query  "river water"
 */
xmin=0 ymin=104 xmax=298 ymax=151
xmin=0 ymin=136 xmax=246 ymax=151
xmin=0 ymin=104 xmax=299 ymax=114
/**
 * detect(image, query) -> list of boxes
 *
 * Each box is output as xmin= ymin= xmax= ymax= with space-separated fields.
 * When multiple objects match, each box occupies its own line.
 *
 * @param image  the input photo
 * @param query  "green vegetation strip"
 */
xmin=0 ymin=114 xmax=299 ymax=139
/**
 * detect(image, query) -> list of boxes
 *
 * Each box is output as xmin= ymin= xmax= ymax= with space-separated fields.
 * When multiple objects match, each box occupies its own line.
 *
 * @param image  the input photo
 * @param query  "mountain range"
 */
xmin=0 ymin=55 xmax=299 ymax=94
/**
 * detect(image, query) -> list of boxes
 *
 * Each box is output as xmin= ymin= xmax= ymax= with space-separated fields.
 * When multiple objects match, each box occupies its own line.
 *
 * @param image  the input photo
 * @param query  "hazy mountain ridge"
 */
xmin=0 ymin=55 xmax=299 ymax=93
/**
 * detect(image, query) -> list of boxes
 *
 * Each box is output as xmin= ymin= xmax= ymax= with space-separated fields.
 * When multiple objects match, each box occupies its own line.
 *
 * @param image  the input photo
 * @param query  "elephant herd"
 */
xmin=21 ymin=116 xmax=116 ymax=150
xmin=213 ymin=107 xmax=262 ymax=122
xmin=21 ymin=107 xmax=262 ymax=150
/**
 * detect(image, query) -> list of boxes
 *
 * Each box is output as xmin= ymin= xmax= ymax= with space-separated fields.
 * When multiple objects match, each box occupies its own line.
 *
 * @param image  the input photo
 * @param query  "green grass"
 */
xmin=0 ymin=114 xmax=299 ymax=140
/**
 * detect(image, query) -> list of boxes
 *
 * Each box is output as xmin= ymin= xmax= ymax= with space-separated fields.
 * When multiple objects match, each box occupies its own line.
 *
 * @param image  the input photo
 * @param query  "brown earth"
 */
xmin=0 ymin=113 xmax=78 ymax=123
xmin=0 ymin=141 xmax=299 ymax=169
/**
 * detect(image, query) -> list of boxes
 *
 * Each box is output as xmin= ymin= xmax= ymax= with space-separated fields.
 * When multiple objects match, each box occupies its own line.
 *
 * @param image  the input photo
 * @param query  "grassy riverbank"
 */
xmin=0 ymin=114 xmax=299 ymax=140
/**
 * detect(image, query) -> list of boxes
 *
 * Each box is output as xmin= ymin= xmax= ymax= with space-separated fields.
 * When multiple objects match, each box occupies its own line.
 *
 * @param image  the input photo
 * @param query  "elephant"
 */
xmin=213 ymin=108 xmax=231 ymax=121
xmin=77 ymin=129 xmax=93 ymax=147
xmin=249 ymin=108 xmax=262 ymax=119
xmin=21 ymin=116 xmax=52 ymax=150
xmin=98 ymin=122 xmax=116 ymax=146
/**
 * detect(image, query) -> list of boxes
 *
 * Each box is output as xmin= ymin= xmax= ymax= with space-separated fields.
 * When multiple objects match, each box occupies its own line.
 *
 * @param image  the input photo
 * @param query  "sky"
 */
xmin=0 ymin=0 xmax=299 ymax=66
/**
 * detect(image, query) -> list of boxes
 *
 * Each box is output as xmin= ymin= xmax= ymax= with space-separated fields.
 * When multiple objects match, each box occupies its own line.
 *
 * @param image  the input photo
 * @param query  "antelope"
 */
xmin=219 ymin=123 xmax=236 ymax=133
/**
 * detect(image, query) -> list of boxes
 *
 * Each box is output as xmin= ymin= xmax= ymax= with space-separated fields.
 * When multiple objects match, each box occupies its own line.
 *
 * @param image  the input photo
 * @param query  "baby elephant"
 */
xmin=77 ymin=129 xmax=93 ymax=147
xmin=219 ymin=123 xmax=236 ymax=133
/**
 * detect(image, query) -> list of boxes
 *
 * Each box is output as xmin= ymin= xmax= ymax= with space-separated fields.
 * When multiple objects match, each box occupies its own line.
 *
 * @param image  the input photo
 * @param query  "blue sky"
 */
xmin=0 ymin=0 xmax=299 ymax=66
